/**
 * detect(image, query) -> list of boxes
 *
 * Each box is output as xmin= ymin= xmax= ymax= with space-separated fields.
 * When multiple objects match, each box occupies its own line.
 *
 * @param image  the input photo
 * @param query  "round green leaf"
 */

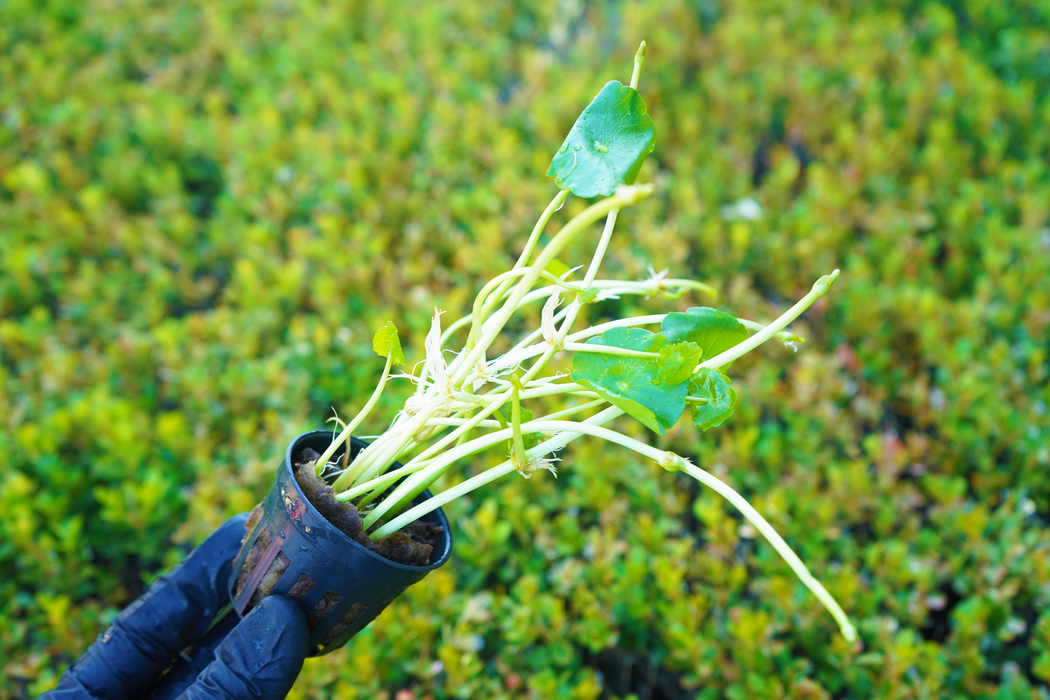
xmin=546 ymin=81 xmax=656 ymax=198
xmin=570 ymin=327 xmax=686 ymax=435
xmin=372 ymin=321 xmax=405 ymax=366
xmin=661 ymin=307 xmax=747 ymax=363
xmin=658 ymin=341 xmax=703 ymax=385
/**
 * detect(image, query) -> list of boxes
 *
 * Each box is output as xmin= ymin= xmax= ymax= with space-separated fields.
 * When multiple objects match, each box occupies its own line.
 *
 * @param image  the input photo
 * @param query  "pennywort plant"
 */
xmin=315 ymin=44 xmax=856 ymax=643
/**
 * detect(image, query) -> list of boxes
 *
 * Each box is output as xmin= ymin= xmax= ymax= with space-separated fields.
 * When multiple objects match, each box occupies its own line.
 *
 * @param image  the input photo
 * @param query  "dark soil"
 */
xmin=291 ymin=446 xmax=440 ymax=566
xmin=232 ymin=446 xmax=445 ymax=641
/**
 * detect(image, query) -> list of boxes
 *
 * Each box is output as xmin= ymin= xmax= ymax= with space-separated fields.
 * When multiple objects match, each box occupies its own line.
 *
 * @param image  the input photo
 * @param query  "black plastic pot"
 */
xmin=227 ymin=430 xmax=453 ymax=656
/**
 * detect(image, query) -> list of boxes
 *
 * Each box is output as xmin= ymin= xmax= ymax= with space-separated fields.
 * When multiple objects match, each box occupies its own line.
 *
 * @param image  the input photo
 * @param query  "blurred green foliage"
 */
xmin=2 ymin=0 xmax=1050 ymax=698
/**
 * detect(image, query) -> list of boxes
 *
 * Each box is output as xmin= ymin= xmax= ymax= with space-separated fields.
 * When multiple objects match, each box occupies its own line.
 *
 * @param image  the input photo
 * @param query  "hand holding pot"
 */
xmin=43 ymin=514 xmax=310 ymax=700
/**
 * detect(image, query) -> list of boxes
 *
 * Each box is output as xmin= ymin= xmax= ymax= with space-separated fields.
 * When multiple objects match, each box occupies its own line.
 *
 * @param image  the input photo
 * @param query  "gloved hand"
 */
xmin=42 ymin=513 xmax=310 ymax=700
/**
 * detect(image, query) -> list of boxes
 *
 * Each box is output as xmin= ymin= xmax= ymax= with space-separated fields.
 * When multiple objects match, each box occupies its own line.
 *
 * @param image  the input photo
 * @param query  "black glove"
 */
xmin=43 ymin=513 xmax=310 ymax=700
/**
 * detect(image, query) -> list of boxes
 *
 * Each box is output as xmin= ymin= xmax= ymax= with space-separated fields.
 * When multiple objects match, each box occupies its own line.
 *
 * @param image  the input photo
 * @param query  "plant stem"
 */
xmin=509 ymin=374 xmax=527 ymax=467
xmin=467 ymin=267 xmax=584 ymax=348
xmin=677 ymin=461 xmax=857 ymax=643
xmin=466 ymin=277 xmax=712 ymax=337
xmin=700 ymin=270 xmax=840 ymax=371
xmin=562 ymin=342 xmax=659 ymax=359
xmin=566 ymin=314 xmax=666 ymax=340
xmin=517 ymin=382 xmax=592 ymax=400
xmin=352 ymin=394 xmax=520 ymax=519
xmin=515 ymin=189 xmax=570 ymax=272
xmin=462 ymin=190 xmax=569 ymax=352
xmin=343 ymin=397 xmax=609 ymax=504
xmin=523 ymin=211 xmax=619 ymax=385
xmin=314 ymin=354 xmax=394 ymax=472
xmin=585 ymin=211 xmax=619 ymax=288
xmin=332 ymin=403 xmax=434 ymax=491
xmin=538 ymin=398 xmax=606 ymax=421
xmin=738 ymin=318 xmax=804 ymax=344
xmin=359 ymin=378 xmax=595 ymax=526
xmin=423 ymin=399 xmax=606 ymax=429
xmin=336 ymin=460 xmax=426 ymax=502
xmin=450 ymin=186 xmax=654 ymax=389
xmin=366 ymin=405 xmax=858 ymax=643
xmin=370 ymin=407 xmax=624 ymax=537
xmin=630 ymin=41 xmax=646 ymax=91
xmin=360 ymin=419 xmax=535 ymax=530
xmin=454 ymin=276 xmax=714 ymax=386
xmin=521 ymin=40 xmax=645 ymax=385
xmin=424 ymin=190 xmax=567 ymax=392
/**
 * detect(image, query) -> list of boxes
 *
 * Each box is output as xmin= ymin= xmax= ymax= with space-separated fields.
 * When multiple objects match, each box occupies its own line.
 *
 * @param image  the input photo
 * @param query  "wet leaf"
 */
xmin=688 ymin=367 xmax=737 ymax=430
xmin=661 ymin=307 xmax=747 ymax=363
xmin=547 ymin=81 xmax=656 ymax=198
xmin=570 ymin=327 xmax=687 ymax=434
xmin=372 ymin=321 xmax=406 ymax=366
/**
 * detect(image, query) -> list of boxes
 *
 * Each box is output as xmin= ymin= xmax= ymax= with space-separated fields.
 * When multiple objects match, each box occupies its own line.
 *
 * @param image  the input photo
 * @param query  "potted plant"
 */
xmin=228 ymin=43 xmax=857 ymax=657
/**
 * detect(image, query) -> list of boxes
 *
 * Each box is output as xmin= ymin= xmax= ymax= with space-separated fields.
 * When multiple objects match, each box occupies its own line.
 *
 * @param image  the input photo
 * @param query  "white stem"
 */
xmin=314 ymin=354 xmax=394 ymax=470
xmin=738 ymin=318 xmax=804 ymax=343
xmin=563 ymin=342 xmax=659 ymax=359
xmin=701 ymin=271 xmax=839 ymax=371
xmin=343 ymin=395 xmax=607 ymax=502
xmin=424 ymin=399 xmax=606 ymax=430
xmin=630 ymin=41 xmax=645 ymax=90
xmin=452 ymin=191 xmax=650 ymax=387
xmin=567 ymin=315 xmax=666 ymax=341
xmin=678 ymin=461 xmax=857 ymax=643
xmin=518 ymin=383 xmax=593 ymax=400
xmin=514 ymin=189 xmax=570 ymax=272
xmin=444 ymin=190 xmax=569 ymax=382
xmin=333 ymin=403 xmax=436 ymax=491
xmin=371 ymin=408 xmax=624 ymax=537
xmin=336 ymin=459 xmax=429 ymax=502
xmin=585 ymin=210 xmax=619 ymax=286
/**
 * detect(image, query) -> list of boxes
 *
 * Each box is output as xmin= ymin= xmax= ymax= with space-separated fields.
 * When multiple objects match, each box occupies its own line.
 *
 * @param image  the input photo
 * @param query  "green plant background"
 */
xmin=2 ymin=0 xmax=1049 ymax=698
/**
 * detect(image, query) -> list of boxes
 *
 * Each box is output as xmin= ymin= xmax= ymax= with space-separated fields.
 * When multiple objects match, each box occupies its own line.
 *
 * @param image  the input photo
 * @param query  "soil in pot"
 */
xmin=233 ymin=445 xmax=445 ymax=642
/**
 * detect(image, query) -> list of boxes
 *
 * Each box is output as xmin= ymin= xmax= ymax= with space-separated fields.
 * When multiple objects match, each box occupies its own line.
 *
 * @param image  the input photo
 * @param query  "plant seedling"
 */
xmin=310 ymin=43 xmax=856 ymax=643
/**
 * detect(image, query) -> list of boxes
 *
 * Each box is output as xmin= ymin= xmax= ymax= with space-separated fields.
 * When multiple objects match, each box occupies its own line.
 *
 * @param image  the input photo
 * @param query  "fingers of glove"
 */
xmin=178 ymin=596 xmax=310 ymax=700
xmin=45 ymin=513 xmax=249 ymax=700
xmin=147 ymin=613 xmax=240 ymax=700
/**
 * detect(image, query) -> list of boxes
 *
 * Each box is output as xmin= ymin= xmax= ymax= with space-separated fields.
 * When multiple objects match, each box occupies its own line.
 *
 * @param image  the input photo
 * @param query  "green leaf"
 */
xmin=688 ymin=367 xmax=737 ymax=430
xmin=661 ymin=307 xmax=747 ymax=364
xmin=506 ymin=408 xmax=544 ymax=453
xmin=520 ymin=408 xmax=544 ymax=450
xmin=547 ymin=81 xmax=656 ymax=198
xmin=658 ymin=342 xmax=702 ymax=385
xmin=372 ymin=321 xmax=405 ymax=366
xmin=570 ymin=327 xmax=687 ymax=435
